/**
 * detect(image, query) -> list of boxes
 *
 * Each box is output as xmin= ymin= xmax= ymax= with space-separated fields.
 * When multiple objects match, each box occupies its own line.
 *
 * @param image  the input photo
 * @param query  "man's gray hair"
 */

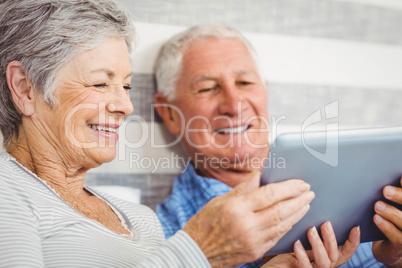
xmin=153 ymin=24 xmax=265 ymax=101
xmin=0 ymin=0 xmax=136 ymax=148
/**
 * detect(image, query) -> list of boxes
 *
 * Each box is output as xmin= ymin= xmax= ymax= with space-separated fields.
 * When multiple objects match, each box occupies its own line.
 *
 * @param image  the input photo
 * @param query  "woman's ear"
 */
xmin=6 ymin=61 xmax=36 ymax=116
xmin=154 ymin=92 xmax=182 ymax=136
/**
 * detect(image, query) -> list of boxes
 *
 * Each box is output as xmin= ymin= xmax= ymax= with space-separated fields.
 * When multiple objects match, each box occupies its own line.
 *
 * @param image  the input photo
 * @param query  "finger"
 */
xmin=260 ymin=203 xmax=311 ymax=249
xmin=261 ymin=255 xmax=276 ymax=265
xmin=372 ymin=240 xmax=398 ymax=266
xmin=375 ymin=201 xmax=402 ymax=230
xmin=294 ymin=240 xmax=312 ymax=267
xmin=374 ymin=214 xmax=402 ymax=245
xmin=245 ymin=179 xmax=311 ymax=211
xmin=308 ymin=226 xmax=331 ymax=267
xmin=321 ymin=222 xmax=338 ymax=263
xmin=383 ymin=185 xmax=402 ymax=205
xmin=254 ymin=191 xmax=315 ymax=230
xmin=338 ymin=226 xmax=360 ymax=265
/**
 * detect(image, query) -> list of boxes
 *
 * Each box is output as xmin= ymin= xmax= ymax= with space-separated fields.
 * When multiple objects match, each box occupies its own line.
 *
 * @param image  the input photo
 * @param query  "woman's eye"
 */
xmin=93 ymin=83 xmax=108 ymax=89
xmin=92 ymin=84 xmax=132 ymax=91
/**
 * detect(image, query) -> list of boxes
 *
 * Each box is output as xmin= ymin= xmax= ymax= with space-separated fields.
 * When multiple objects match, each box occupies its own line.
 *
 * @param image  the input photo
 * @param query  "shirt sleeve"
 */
xmin=0 ymin=178 xmax=45 ymax=267
xmin=138 ymin=230 xmax=211 ymax=268
xmin=340 ymin=242 xmax=386 ymax=268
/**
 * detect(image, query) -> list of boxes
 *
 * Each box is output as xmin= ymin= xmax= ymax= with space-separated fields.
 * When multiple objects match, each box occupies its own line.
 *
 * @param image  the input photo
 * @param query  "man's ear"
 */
xmin=6 ymin=61 xmax=35 ymax=116
xmin=154 ymin=92 xmax=182 ymax=136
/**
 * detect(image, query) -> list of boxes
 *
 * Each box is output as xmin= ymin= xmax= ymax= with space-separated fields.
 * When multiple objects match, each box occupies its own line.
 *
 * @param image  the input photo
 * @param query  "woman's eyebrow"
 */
xmin=90 ymin=68 xmax=133 ymax=79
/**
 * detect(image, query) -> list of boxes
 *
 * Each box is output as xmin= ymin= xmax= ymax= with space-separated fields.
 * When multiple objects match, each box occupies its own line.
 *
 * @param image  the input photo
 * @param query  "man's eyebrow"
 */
xmin=193 ymin=76 xmax=216 ymax=84
xmin=191 ymin=70 xmax=257 ymax=85
xmin=90 ymin=68 xmax=133 ymax=79
xmin=236 ymin=69 xmax=254 ymax=76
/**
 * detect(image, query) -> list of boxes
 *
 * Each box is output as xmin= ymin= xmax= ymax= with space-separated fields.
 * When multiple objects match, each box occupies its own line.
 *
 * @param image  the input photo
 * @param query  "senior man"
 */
xmin=154 ymin=25 xmax=401 ymax=267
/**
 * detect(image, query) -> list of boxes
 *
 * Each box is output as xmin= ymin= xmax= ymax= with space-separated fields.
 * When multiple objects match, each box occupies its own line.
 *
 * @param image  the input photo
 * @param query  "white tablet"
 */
xmin=261 ymin=126 xmax=402 ymax=255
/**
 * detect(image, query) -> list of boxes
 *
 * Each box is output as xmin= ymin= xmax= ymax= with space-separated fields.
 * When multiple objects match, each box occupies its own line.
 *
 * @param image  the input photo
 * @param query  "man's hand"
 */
xmin=372 ymin=177 xmax=402 ymax=267
xmin=261 ymin=222 xmax=360 ymax=268
xmin=183 ymin=171 xmax=314 ymax=268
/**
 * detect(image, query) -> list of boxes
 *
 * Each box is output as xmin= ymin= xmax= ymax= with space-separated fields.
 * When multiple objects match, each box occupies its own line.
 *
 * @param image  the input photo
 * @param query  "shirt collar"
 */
xmin=182 ymin=163 xmax=232 ymax=201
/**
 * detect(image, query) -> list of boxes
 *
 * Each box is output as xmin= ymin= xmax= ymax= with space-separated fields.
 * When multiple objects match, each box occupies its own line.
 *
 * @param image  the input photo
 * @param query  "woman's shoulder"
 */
xmin=0 ymin=152 xmax=51 ymax=195
xmin=0 ymin=152 xmax=18 ymax=175
xmin=0 ymin=152 xmax=35 ymax=183
xmin=0 ymin=152 xmax=41 ymax=221
xmin=0 ymin=152 xmax=27 ymax=189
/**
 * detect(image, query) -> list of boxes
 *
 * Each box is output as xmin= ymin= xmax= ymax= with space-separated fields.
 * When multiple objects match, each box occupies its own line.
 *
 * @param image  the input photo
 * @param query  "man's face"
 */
xmin=162 ymin=37 xmax=269 ymax=186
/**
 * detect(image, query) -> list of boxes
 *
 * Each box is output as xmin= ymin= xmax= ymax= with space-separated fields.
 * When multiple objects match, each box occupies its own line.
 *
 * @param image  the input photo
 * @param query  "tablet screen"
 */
xmin=261 ymin=127 xmax=402 ymax=255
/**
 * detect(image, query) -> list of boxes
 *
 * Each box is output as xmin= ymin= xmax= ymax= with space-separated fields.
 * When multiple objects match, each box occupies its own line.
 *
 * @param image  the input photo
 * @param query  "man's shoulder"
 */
xmin=160 ymin=164 xmax=231 ymax=209
xmin=173 ymin=164 xmax=199 ymax=185
xmin=163 ymin=165 xmax=203 ymax=199
xmin=156 ymin=166 xmax=204 ymax=221
xmin=158 ymin=172 xmax=197 ymax=209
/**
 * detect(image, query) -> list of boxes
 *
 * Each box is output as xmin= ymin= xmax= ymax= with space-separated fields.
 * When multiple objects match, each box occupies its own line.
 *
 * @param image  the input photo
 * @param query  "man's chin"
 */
xmin=202 ymin=165 xmax=256 ymax=188
xmin=197 ymin=154 xmax=262 ymax=171
xmin=227 ymin=148 xmax=267 ymax=162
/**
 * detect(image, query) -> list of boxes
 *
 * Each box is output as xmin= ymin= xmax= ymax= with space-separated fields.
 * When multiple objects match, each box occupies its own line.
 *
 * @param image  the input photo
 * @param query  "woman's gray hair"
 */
xmin=153 ymin=24 xmax=265 ymax=101
xmin=0 ymin=0 xmax=136 ymax=148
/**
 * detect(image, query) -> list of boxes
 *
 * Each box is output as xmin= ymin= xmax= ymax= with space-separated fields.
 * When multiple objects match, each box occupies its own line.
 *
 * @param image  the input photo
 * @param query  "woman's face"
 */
xmin=33 ymin=37 xmax=134 ymax=167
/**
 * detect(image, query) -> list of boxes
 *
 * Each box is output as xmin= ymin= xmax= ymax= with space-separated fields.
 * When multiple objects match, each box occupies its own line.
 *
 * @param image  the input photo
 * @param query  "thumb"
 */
xmin=227 ymin=170 xmax=261 ymax=197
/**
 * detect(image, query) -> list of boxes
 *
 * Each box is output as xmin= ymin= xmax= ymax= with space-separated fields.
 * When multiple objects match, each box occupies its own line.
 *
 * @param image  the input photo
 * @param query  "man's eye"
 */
xmin=124 ymin=85 xmax=132 ymax=90
xmin=198 ymin=88 xmax=212 ymax=93
xmin=238 ymin=81 xmax=253 ymax=86
xmin=198 ymin=86 xmax=219 ymax=93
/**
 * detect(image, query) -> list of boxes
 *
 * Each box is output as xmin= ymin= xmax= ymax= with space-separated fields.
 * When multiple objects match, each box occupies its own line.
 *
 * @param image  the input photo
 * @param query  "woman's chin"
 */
xmin=88 ymin=147 xmax=117 ymax=165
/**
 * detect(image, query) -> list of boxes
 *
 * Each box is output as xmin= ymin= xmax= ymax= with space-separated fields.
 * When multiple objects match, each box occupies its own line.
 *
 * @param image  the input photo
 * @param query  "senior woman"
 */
xmin=0 ymin=0 xmax=317 ymax=267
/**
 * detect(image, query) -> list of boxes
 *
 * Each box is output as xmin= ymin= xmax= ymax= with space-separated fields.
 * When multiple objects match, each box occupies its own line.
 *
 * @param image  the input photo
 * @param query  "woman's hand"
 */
xmin=372 ymin=177 xmax=402 ymax=267
xmin=183 ymin=172 xmax=315 ymax=268
xmin=261 ymin=222 xmax=360 ymax=268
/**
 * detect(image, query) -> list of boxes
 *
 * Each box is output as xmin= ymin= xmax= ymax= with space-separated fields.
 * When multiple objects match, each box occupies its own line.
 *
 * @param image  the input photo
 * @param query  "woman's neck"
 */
xmin=6 ymin=124 xmax=131 ymax=235
xmin=7 ymin=126 xmax=88 ymax=198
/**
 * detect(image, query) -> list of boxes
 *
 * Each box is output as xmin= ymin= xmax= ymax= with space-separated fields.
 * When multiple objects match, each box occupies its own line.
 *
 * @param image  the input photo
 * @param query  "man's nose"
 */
xmin=217 ymin=83 xmax=243 ymax=116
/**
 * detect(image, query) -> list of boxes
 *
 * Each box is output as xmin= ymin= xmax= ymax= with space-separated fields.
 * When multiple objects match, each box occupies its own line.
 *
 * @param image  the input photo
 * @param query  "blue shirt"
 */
xmin=340 ymin=242 xmax=385 ymax=268
xmin=157 ymin=164 xmax=384 ymax=268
